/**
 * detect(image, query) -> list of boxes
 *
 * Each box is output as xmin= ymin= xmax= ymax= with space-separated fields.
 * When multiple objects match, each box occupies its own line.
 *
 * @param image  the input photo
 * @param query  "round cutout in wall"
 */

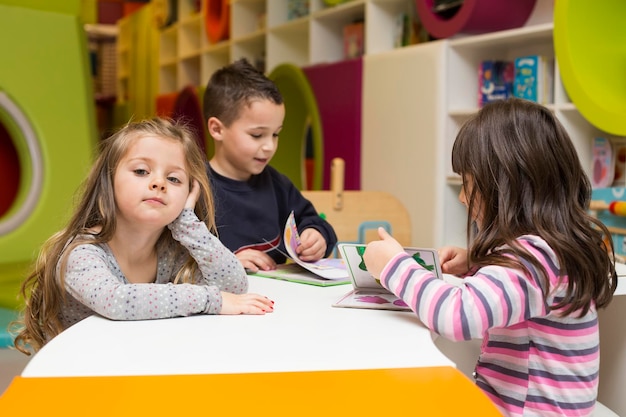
xmin=0 ymin=91 xmax=43 ymax=236
xmin=205 ymin=0 xmax=229 ymax=44
xmin=0 ymin=121 xmax=20 ymax=218
xmin=554 ymin=0 xmax=626 ymax=136
xmin=268 ymin=64 xmax=323 ymax=190
xmin=415 ymin=0 xmax=537 ymax=39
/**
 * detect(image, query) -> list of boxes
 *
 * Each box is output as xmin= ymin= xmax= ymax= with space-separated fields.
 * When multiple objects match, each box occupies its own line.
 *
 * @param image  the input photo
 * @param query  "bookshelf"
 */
xmin=154 ymin=0 xmax=415 ymax=94
xmin=441 ymin=22 xmax=619 ymax=247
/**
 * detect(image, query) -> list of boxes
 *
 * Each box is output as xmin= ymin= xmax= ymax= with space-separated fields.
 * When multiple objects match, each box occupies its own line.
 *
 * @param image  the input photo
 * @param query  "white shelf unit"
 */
xmin=441 ymin=22 xmax=618 ymax=248
xmin=115 ymin=16 xmax=132 ymax=103
xmin=156 ymin=0 xmax=415 ymax=94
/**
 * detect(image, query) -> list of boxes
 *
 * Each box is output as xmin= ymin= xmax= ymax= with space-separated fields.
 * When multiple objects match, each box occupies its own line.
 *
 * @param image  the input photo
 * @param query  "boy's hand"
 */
xmin=363 ymin=227 xmax=404 ymax=280
xmin=236 ymin=249 xmax=277 ymax=273
xmin=220 ymin=292 xmax=274 ymax=315
xmin=296 ymin=228 xmax=326 ymax=262
xmin=438 ymin=246 xmax=470 ymax=276
xmin=185 ymin=179 xmax=201 ymax=209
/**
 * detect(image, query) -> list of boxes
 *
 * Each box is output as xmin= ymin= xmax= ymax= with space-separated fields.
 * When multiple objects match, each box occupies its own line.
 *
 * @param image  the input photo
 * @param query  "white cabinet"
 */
xmin=362 ymin=21 xmax=622 ymax=250
xmin=440 ymin=22 xmax=615 ymax=248
xmin=157 ymin=0 xmax=415 ymax=94
xmin=116 ymin=16 xmax=132 ymax=103
xmin=361 ymin=41 xmax=446 ymax=249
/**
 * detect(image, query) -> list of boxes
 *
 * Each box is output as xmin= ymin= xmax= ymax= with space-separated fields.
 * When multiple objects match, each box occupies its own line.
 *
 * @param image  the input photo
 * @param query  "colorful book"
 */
xmin=513 ymin=55 xmax=554 ymax=104
xmin=249 ymin=211 xmax=350 ymax=286
xmin=478 ymin=60 xmax=514 ymax=107
xmin=343 ymin=20 xmax=364 ymax=59
xmin=332 ymin=243 xmax=442 ymax=311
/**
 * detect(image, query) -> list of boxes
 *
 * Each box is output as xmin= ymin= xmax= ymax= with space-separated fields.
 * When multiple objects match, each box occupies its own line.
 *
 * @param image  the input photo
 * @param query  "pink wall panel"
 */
xmin=303 ymin=58 xmax=362 ymax=190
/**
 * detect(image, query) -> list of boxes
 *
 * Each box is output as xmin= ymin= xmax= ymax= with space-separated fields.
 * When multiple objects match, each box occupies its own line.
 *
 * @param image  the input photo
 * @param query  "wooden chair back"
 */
xmin=301 ymin=158 xmax=411 ymax=252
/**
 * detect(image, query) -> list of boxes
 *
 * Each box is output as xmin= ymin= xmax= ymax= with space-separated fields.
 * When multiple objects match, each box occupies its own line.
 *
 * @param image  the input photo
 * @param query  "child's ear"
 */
xmin=207 ymin=117 xmax=224 ymax=141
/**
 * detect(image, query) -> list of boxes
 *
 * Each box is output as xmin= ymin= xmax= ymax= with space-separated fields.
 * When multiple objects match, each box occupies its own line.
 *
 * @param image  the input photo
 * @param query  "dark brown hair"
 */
xmin=452 ymin=98 xmax=616 ymax=316
xmin=203 ymin=58 xmax=283 ymax=127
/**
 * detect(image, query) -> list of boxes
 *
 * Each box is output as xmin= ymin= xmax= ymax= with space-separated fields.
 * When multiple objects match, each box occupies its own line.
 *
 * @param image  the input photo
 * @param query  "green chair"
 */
xmin=0 ymin=307 xmax=18 ymax=349
xmin=268 ymin=64 xmax=323 ymax=190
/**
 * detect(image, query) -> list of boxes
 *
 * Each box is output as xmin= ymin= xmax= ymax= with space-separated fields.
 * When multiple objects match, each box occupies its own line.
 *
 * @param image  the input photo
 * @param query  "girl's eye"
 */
xmin=167 ymin=176 xmax=182 ymax=184
xmin=273 ymin=133 xmax=280 ymax=139
xmin=251 ymin=134 xmax=262 ymax=139
xmin=133 ymin=169 xmax=148 ymax=175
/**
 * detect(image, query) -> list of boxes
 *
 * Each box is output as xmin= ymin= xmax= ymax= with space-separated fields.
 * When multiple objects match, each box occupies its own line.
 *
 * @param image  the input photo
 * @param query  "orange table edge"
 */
xmin=0 ymin=366 xmax=501 ymax=415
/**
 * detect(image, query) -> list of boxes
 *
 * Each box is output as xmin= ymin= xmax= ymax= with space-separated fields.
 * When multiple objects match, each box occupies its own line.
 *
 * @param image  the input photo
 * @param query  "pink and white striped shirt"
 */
xmin=380 ymin=235 xmax=600 ymax=417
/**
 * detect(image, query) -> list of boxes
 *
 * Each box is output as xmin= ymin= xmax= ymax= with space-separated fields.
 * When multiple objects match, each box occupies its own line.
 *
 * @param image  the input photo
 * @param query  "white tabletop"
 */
xmin=22 ymin=276 xmax=454 ymax=377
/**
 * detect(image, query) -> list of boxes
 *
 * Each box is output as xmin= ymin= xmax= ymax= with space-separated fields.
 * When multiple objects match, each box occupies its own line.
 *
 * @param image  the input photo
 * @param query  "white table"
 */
xmin=22 ymin=276 xmax=454 ymax=377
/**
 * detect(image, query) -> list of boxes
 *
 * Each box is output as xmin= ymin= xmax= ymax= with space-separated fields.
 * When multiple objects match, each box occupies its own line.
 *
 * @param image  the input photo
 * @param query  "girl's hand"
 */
xmin=185 ymin=179 xmax=201 ymax=209
xmin=296 ymin=228 xmax=326 ymax=262
xmin=438 ymin=246 xmax=470 ymax=276
xmin=220 ymin=292 xmax=274 ymax=315
xmin=363 ymin=227 xmax=404 ymax=280
xmin=236 ymin=249 xmax=277 ymax=273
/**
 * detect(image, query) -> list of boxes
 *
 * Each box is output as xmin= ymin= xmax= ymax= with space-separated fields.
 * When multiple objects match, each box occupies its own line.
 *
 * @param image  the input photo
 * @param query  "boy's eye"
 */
xmin=273 ymin=133 xmax=280 ymax=139
xmin=133 ymin=169 xmax=148 ymax=175
xmin=251 ymin=133 xmax=262 ymax=139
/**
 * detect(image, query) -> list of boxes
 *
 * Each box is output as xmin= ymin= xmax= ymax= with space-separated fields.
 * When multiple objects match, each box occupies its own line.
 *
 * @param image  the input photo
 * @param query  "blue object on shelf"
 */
xmin=0 ymin=307 xmax=18 ymax=348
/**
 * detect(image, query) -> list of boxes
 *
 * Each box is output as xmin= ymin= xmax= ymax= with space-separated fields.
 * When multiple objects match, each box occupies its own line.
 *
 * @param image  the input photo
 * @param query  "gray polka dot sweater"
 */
xmin=59 ymin=209 xmax=248 ymax=329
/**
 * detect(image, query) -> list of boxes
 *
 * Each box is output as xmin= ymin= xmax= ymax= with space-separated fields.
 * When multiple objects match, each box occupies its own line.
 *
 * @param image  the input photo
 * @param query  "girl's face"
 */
xmin=209 ymin=99 xmax=285 ymax=181
xmin=459 ymin=175 xmax=484 ymax=229
xmin=113 ymin=135 xmax=190 ymax=231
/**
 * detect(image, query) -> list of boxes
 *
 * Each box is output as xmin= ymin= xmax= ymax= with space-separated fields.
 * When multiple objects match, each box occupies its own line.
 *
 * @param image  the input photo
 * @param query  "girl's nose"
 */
xmin=151 ymin=179 xmax=166 ymax=191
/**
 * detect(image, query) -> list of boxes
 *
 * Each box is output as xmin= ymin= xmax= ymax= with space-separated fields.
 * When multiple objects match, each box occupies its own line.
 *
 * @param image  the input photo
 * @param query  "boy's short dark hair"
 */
xmin=203 ymin=58 xmax=284 ymax=127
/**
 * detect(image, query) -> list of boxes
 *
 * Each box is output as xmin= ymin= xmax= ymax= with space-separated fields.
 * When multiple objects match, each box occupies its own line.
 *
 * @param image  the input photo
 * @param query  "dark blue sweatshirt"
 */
xmin=208 ymin=164 xmax=337 ymax=264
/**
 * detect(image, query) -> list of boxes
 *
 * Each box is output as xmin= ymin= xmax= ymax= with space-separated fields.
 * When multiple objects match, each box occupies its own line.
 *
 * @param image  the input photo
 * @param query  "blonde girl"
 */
xmin=15 ymin=118 xmax=273 ymax=354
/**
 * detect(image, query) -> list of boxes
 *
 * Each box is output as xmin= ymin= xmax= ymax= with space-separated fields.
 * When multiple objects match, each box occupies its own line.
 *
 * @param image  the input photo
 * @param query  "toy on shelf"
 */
xmin=591 ymin=187 xmax=626 ymax=259
xmin=590 ymin=201 xmax=626 ymax=217
xmin=591 ymin=137 xmax=615 ymax=189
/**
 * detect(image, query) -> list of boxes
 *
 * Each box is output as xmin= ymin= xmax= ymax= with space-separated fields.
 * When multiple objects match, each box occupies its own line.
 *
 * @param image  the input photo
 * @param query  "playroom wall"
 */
xmin=2 ymin=1 xmax=626 ymax=413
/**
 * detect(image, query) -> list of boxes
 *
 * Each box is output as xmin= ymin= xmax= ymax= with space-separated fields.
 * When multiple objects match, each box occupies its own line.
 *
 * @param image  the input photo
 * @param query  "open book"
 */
xmin=332 ymin=243 xmax=443 ymax=310
xmin=249 ymin=211 xmax=350 ymax=286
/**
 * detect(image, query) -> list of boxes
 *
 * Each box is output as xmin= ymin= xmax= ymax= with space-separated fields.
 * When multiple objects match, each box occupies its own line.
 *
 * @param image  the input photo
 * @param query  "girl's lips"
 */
xmin=144 ymin=198 xmax=165 ymax=205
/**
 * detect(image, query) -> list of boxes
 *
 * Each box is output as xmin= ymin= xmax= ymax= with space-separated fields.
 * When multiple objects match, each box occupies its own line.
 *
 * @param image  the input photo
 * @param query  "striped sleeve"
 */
xmin=379 ymin=241 xmax=552 ymax=341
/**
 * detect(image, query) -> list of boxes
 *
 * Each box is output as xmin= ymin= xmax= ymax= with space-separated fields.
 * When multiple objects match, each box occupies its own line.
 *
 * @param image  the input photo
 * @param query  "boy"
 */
xmin=203 ymin=58 xmax=337 ymax=272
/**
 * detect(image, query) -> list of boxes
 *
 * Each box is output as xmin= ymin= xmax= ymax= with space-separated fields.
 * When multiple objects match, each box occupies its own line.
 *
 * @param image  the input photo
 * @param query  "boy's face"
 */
xmin=209 ymin=99 xmax=285 ymax=181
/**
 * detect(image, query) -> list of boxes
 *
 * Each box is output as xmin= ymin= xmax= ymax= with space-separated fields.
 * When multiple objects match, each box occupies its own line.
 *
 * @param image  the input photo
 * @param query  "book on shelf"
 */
xmin=343 ymin=20 xmax=364 ymax=59
xmin=592 ymin=137 xmax=626 ymax=188
xmin=248 ymin=211 xmax=350 ymax=287
xmin=477 ymin=60 xmax=514 ymax=107
xmin=513 ymin=55 xmax=554 ymax=105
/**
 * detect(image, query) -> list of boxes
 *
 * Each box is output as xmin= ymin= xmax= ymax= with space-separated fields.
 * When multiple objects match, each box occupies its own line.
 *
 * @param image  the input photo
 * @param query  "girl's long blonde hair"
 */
xmin=13 ymin=117 xmax=215 ymax=354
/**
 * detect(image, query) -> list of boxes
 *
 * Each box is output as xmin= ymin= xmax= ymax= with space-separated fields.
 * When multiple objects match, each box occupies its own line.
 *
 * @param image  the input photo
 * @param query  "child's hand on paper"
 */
xmin=236 ymin=249 xmax=277 ymax=273
xmin=363 ymin=227 xmax=404 ymax=280
xmin=296 ymin=228 xmax=326 ymax=262
xmin=438 ymin=246 xmax=470 ymax=276
xmin=220 ymin=292 xmax=274 ymax=315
